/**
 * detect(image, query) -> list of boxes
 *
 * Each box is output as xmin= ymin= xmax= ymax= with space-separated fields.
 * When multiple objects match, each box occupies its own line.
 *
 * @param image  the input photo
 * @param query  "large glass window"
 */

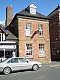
xmin=38 ymin=24 xmax=43 ymax=37
xmin=26 ymin=44 xmax=32 ymax=57
xmin=0 ymin=51 xmax=4 ymax=58
xmin=39 ymin=44 xmax=45 ymax=57
xmin=26 ymin=23 xmax=32 ymax=36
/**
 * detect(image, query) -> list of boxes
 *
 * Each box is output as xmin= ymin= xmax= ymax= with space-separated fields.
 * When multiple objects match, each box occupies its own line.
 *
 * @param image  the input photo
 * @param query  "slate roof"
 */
xmin=16 ymin=8 xmax=49 ymax=20
xmin=5 ymin=30 xmax=18 ymax=40
xmin=0 ymin=27 xmax=17 ymax=40
xmin=7 ymin=5 xmax=49 ymax=26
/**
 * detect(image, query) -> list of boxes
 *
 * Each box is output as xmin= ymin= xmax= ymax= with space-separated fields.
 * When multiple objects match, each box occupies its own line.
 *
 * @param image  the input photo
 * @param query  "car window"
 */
xmin=11 ymin=58 xmax=18 ymax=63
xmin=7 ymin=60 xmax=11 ymax=63
xmin=22 ymin=59 xmax=28 ymax=62
xmin=18 ymin=58 xmax=28 ymax=63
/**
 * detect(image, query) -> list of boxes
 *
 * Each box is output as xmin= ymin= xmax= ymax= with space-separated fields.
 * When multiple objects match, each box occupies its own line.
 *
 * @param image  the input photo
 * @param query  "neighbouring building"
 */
xmin=48 ymin=5 xmax=60 ymax=61
xmin=6 ymin=4 xmax=51 ymax=63
xmin=0 ymin=25 xmax=18 ymax=59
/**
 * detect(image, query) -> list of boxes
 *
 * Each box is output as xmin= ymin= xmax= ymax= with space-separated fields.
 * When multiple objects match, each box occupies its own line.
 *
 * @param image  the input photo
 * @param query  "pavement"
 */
xmin=43 ymin=61 xmax=60 ymax=68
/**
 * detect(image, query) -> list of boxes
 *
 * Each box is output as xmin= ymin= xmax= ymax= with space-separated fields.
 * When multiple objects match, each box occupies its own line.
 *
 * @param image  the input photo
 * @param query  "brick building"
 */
xmin=48 ymin=5 xmax=60 ymax=61
xmin=6 ymin=4 xmax=51 ymax=63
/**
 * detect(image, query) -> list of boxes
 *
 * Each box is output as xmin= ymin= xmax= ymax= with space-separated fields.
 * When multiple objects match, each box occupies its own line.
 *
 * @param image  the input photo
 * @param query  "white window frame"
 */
xmin=3 ymin=33 xmax=5 ymax=41
xmin=26 ymin=44 xmax=33 ymax=58
xmin=0 ymin=33 xmax=5 ymax=42
xmin=26 ymin=23 xmax=32 ymax=36
xmin=0 ymin=33 xmax=1 ymax=41
xmin=39 ymin=44 xmax=45 ymax=57
xmin=38 ymin=24 xmax=43 ymax=37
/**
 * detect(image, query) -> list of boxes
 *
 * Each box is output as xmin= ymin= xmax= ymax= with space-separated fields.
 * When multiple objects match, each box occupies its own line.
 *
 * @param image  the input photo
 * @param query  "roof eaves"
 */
xmin=48 ymin=5 xmax=60 ymax=17
xmin=16 ymin=13 xmax=49 ymax=20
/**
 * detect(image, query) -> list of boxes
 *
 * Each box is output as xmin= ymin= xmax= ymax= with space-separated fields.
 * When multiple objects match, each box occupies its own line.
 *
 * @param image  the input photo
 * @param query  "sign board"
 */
xmin=0 ymin=45 xmax=16 ymax=49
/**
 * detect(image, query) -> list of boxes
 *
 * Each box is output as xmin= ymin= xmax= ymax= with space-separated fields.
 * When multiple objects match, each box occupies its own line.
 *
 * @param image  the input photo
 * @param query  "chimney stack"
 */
xmin=6 ymin=5 xmax=12 ymax=26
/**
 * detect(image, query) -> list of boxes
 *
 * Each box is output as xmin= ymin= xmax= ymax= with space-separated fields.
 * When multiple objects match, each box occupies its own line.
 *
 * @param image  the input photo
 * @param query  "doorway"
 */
xmin=5 ymin=51 xmax=12 ymax=58
xmin=52 ymin=48 xmax=60 ymax=61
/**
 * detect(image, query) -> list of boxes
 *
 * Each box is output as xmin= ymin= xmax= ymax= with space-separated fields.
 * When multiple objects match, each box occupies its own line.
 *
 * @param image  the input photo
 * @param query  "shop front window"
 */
xmin=0 ymin=51 xmax=4 ymax=58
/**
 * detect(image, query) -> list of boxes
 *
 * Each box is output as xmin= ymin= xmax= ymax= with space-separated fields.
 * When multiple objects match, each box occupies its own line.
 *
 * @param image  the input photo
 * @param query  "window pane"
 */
xmin=39 ymin=44 xmax=45 ymax=57
xmin=26 ymin=24 xmax=32 ymax=36
xmin=26 ymin=24 xmax=31 ymax=29
xmin=26 ymin=44 xmax=32 ymax=57
xmin=7 ymin=60 xmax=11 ymax=63
xmin=38 ymin=24 xmax=43 ymax=37
xmin=11 ymin=58 xmax=18 ymax=63
xmin=18 ymin=58 xmax=27 ymax=63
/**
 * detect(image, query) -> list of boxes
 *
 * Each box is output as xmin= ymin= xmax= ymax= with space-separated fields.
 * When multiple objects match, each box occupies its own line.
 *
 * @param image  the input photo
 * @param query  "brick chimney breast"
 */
xmin=6 ymin=5 xmax=13 ymax=26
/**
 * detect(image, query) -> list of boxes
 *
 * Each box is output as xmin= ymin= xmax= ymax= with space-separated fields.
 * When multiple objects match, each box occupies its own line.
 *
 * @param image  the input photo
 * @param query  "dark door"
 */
xmin=5 ymin=51 xmax=12 ymax=58
xmin=52 ymin=49 xmax=60 ymax=61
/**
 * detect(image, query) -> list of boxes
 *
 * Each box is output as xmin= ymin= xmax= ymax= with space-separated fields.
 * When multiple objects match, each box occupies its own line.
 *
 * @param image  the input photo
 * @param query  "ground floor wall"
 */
xmin=18 ymin=39 xmax=51 ymax=64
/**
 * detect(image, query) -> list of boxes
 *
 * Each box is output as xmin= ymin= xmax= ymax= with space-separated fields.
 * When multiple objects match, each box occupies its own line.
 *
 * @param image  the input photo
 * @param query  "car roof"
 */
xmin=0 ymin=57 xmax=24 ymax=63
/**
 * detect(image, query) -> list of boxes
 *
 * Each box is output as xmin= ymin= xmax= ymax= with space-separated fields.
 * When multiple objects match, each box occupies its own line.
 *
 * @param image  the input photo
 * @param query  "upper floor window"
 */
xmin=26 ymin=23 xmax=32 ymax=36
xmin=0 ymin=33 xmax=5 ymax=41
xmin=38 ymin=24 xmax=43 ymax=37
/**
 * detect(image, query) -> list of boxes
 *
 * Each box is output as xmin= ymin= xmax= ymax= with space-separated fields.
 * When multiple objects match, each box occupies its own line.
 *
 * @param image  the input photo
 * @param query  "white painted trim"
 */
xmin=30 ymin=4 xmax=37 ymax=8
xmin=0 ymin=41 xmax=16 ymax=43
xmin=0 ymin=45 xmax=16 ymax=49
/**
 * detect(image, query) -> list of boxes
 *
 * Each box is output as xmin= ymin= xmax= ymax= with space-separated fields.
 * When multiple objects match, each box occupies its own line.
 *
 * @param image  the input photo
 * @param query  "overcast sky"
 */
xmin=0 ymin=0 xmax=60 ymax=25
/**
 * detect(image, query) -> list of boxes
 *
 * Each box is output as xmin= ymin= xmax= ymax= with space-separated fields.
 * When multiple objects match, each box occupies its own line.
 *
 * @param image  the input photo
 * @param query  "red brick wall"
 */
xmin=18 ymin=18 xmax=51 ymax=63
xmin=6 ymin=6 xmax=12 ymax=26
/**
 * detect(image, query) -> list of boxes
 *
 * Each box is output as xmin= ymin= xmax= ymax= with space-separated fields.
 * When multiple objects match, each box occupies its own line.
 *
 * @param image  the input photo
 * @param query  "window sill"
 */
xmin=26 ymin=55 xmax=33 ymax=58
xmin=26 ymin=35 xmax=32 ymax=37
xmin=39 ymin=55 xmax=45 ymax=58
xmin=39 ymin=36 xmax=44 ymax=38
